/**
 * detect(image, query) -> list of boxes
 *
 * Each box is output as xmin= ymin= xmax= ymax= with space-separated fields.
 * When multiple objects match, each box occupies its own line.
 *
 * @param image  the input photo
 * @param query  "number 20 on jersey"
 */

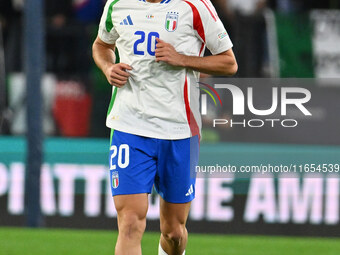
xmin=133 ymin=31 xmax=160 ymax=56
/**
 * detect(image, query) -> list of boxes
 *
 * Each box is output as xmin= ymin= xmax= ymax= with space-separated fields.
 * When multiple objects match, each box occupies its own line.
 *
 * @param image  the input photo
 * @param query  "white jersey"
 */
xmin=98 ymin=0 xmax=233 ymax=139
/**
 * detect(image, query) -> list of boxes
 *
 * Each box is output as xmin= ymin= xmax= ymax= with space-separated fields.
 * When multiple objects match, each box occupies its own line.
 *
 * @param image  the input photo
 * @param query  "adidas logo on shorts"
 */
xmin=185 ymin=185 xmax=193 ymax=197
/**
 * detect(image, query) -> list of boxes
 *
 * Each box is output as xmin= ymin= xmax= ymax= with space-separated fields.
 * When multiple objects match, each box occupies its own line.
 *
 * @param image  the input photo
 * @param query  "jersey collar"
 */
xmin=138 ymin=0 xmax=173 ymax=4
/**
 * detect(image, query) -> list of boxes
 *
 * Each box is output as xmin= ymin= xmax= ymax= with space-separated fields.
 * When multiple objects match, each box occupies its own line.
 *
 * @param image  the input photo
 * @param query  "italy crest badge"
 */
xmin=165 ymin=12 xmax=179 ymax=32
xmin=111 ymin=171 xmax=119 ymax=189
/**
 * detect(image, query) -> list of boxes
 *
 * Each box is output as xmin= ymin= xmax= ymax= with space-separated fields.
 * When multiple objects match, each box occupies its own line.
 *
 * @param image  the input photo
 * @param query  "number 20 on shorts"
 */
xmin=110 ymin=144 xmax=130 ymax=170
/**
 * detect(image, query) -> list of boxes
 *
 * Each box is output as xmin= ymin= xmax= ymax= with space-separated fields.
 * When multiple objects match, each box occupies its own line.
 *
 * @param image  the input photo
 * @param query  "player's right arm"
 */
xmin=92 ymin=37 xmax=132 ymax=88
xmin=93 ymin=0 xmax=131 ymax=88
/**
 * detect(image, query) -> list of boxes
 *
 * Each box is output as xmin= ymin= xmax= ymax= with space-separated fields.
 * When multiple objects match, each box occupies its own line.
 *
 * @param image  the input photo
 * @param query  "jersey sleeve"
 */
xmin=97 ymin=0 xmax=119 ymax=44
xmin=193 ymin=0 xmax=233 ymax=55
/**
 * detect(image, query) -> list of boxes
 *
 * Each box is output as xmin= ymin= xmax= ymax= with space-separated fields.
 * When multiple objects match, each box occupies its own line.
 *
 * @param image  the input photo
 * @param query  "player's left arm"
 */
xmin=155 ymin=38 xmax=237 ymax=76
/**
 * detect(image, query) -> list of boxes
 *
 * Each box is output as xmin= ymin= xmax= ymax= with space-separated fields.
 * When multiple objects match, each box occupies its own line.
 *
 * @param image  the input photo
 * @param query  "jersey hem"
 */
xmin=106 ymin=122 xmax=192 ymax=140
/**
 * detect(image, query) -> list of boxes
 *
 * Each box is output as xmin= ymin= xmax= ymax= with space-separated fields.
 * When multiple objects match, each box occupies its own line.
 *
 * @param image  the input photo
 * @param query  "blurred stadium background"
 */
xmin=1 ymin=0 xmax=340 ymax=254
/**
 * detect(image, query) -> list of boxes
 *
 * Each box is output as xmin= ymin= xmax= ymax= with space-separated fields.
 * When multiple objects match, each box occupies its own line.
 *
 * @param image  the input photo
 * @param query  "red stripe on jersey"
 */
xmin=200 ymin=0 xmax=218 ymax=21
xmin=199 ymin=42 xmax=205 ymax=56
xmin=173 ymin=21 xmax=177 ymax=30
xmin=184 ymin=76 xmax=200 ymax=138
xmin=183 ymin=1 xmax=205 ymax=42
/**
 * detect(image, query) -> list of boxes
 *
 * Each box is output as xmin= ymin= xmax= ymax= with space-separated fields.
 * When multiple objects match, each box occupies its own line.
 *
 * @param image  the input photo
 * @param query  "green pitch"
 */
xmin=1 ymin=227 xmax=340 ymax=255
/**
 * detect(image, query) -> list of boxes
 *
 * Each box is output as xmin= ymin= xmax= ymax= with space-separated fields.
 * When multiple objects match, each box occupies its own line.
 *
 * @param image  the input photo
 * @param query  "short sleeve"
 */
xmin=98 ymin=0 xmax=119 ymax=44
xmin=195 ymin=0 xmax=233 ymax=55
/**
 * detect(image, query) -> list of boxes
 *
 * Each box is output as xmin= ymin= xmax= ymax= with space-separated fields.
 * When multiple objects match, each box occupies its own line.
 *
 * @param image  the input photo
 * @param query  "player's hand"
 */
xmin=155 ymin=38 xmax=185 ymax=67
xmin=104 ymin=63 xmax=132 ymax=88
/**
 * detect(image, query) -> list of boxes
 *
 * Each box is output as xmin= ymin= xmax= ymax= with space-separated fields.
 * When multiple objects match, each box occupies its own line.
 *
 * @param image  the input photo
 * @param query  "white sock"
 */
xmin=158 ymin=243 xmax=186 ymax=255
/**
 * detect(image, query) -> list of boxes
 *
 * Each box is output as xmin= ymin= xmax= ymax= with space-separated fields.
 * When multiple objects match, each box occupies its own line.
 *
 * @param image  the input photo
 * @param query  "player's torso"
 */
xmin=106 ymin=0 xmax=202 ymax=139
xmin=112 ymin=0 xmax=202 ymax=62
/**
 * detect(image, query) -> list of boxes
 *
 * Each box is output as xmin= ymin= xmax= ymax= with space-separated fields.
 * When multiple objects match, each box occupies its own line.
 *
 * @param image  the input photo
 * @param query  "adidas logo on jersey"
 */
xmin=120 ymin=15 xmax=134 ymax=25
xmin=185 ymin=185 xmax=194 ymax=197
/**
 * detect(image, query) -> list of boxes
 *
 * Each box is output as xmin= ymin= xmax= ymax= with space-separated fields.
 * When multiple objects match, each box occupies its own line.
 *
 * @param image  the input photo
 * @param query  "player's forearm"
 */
xmin=155 ymin=39 xmax=237 ymax=75
xmin=181 ymin=52 xmax=238 ymax=76
xmin=92 ymin=39 xmax=116 ymax=74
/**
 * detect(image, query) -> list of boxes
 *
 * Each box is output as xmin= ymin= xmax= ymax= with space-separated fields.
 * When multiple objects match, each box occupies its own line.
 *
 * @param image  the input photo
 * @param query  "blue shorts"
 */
xmin=109 ymin=130 xmax=199 ymax=203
